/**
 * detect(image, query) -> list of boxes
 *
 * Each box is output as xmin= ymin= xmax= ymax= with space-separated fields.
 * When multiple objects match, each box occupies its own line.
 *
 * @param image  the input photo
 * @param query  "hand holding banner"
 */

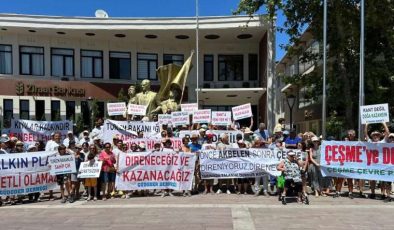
xmin=48 ymin=155 xmax=77 ymax=175
xmin=360 ymin=103 xmax=389 ymax=124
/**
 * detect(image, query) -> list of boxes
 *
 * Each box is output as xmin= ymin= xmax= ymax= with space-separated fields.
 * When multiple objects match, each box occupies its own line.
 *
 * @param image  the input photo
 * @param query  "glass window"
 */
xmin=20 ymin=100 xmax=29 ymax=120
xmin=218 ymin=55 xmax=243 ymax=81
xmin=204 ymin=55 xmax=214 ymax=81
xmin=109 ymin=52 xmax=131 ymax=80
xmin=81 ymin=50 xmax=103 ymax=78
xmin=51 ymin=48 xmax=74 ymax=77
xmin=137 ymin=53 xmax=157 ymax=80
xmin=35 ymin=100 xmax=45 ymax=121
xmin=0 ymin=45 xmax=12 ymax=74
xmin=66 ymin=101 xmax=75 ymax=121
xmin=51 ymin=100 xmax=61 ymax=121
xmin=163 ymin=54 xmax=184 ymax=66
xmin=3 ymin=99 xmax=13 ymax=128
xmin=20 ymin=46 xmax=44 ymax=76
xmin=249 ymin=54 xmax=258 ymax=81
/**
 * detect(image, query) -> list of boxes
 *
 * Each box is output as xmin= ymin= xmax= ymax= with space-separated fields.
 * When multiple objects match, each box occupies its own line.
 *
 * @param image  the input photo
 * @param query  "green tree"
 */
xmin=235 ymin=0 xmax=394 ymax=130
xmin=90 ymin=99 xmax=99 ymax=129
xmin=75 ymin=113 xmax=84 ymax=134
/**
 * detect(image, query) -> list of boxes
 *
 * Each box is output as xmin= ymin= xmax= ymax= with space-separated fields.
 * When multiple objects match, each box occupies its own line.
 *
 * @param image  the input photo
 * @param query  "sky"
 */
xmin=0 ymin=0 xmax=288 ymax=60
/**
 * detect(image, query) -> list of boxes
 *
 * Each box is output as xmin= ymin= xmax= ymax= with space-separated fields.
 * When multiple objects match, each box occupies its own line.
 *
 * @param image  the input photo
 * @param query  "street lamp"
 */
xmin=286 ymin=94 xmax=296 ymax=130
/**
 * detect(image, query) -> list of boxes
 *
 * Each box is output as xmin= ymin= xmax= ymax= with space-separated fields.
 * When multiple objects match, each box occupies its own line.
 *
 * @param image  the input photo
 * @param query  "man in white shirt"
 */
xmin=45 ymin=132 xmax=62 ymax=151
xmin=79 ymin=130 xmax=92 ymax=145
xmin=90 ymin=118 xmax=103 ymax=140
xmin=63 ymin=131 xmax=79 ymax=148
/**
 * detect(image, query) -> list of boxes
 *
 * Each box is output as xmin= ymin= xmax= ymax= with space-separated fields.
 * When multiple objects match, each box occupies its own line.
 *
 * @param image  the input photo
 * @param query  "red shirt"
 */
xmin=99 ymin=150 xmax=116 ymax=172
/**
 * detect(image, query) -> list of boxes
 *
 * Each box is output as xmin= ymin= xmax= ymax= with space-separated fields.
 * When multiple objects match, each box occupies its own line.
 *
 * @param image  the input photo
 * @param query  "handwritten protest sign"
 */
xmin=77 ymin=161 xmax=102 ymax=178
xmin=181 ymin=103 xmax=198 ymax=114
xmin=10 ymin=119 xmax=72 ymax=144
xmin=107 ymin=102 xmax=126 ymax=116
xmin=128 ymin=104 xmax=147 ymax=116
xmin=0 ymin=151 xmax=57 ymax=196
xmin=171 ymin=111 xmax=190 ymax=126
xmin=232 ymin=103 xmax=252 ymax=120
xmin=158 ymin=114 xmax=172 ymax=125
xmin=360 ymin=103 xmax=389 ymax=124
xmin=48 ymin=155 xmax=77 ymax=175
xmin=192 ymin=109 xmax=211 ymax=124
xmin=211 ymin=111 xmax=232 ymax=126
xmin=116 ymin=151 xmax=196 ymax=190
xmin=321 ymin=141 xmax=394 ymax=181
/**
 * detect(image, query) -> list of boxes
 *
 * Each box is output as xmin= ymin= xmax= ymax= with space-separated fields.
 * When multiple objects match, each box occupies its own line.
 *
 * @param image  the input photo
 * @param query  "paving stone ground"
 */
xmin=1 ymin=193 xmax=394 ymax=230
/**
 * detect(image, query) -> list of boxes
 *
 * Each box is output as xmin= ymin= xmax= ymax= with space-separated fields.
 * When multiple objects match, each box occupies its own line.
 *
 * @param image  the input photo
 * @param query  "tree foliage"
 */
xmin=235 ymin=0 xmax=394 ymax=131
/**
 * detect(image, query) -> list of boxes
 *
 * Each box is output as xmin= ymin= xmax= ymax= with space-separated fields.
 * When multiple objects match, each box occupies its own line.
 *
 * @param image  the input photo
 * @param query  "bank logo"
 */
xmin=15 ymin=81 xmax=24 ymax=95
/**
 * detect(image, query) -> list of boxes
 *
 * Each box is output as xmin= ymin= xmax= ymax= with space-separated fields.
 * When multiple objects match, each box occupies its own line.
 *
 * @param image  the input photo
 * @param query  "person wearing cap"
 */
xmin=79 ymin=130 xmax=92 ymax=145
xmin=308 ymin=136 xmax=331 ymax=197
xmin=93 ymin=137 xmax=103 ymax=151
xmin=277 ymin=150 xmax=304 ymax=204
xmin=364 ymin=122 xmax=390 ymax=200
xmin=274 ymin=118 xmax=285 ymax=133
xmin=284 ymin=129 xmax=302 ymax=149
xmin=70 ymin=143 xmax=85 ymax=202
xmin=189 ymin=134 xmax=202 ymax=153
xmin=198 ymin=128 xmax=207 ymax=145
xmin=12 ymin=141 xmax=26 ymax=153
xmin=63 ymin=131 xmax=79 ymax=148
xmin=0 ymin=136 xmax=11 ymax=154
xmin=242 ymin=128 xmax=254 ymax=148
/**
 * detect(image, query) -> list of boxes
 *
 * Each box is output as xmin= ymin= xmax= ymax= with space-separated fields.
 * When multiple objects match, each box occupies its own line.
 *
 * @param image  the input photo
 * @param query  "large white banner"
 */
xmin=321 ymin=141 xmax=394 ymax=181
xmin=116 ymin=151 xmax=196 ymax=190
xmin=179 ymin=130 xmax=243 ymax=144
xmin=10 ymin=119 xmax=72 ymax=144
xmin=199 ymin=148 xmax=282 ymax=178
xmin=103 ymin=120 xmax=160 ymax=143
xmin=360 ymin=103 xmax=389 ymax=124
xmin=0 ymin=151 xmax=58 ymax=196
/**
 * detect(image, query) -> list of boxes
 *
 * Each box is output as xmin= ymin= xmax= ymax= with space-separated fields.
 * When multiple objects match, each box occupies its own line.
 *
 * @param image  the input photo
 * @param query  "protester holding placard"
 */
xmin=84 ymin=153 xmax=99 ymax=201
xmin=70 ymin=144 xmax=85 ymax=201
xmin=99 ymin=143 xmax=117 ymax=200
xmin=55 ymin=144 xmax=73 ymax=203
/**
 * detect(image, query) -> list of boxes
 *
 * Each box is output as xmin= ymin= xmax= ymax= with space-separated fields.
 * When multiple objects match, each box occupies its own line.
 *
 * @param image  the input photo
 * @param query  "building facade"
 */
xmin=0 ymin=13 xmax=274 ymax=130
xmin=275 ymin=30 xmax=323 ymax=134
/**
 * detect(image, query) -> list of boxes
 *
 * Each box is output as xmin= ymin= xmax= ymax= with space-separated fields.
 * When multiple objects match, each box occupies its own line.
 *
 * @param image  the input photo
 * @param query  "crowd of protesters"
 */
xmin=0 ymin=116 xmax=393 ymax=206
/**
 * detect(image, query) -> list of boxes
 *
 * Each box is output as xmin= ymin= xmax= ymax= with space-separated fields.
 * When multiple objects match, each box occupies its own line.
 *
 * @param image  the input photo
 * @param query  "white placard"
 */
xmin=360 ymin=103 xmax=389 ymax=124
xmin=212 ymin=111 xmax=232 ymax=126
xmin=48 ymin=155 xmax=77 ymax=175
xmin=107 ymin=102 xmax=126 ymax=116
xmin=232 ymin=103 xmax=252 ymax=120
xmin=158 ymin=114 xmax=172 ymax=125
xmin=171 ymin=111 xmax=190 ymax=126
xmin=127 ymin=104 xmax=147 ymax=116
xmin=77 ymin=161 xmax=103 ymax=178
xmin=192 ymin=109 xmax=211 ymax=124
xmin=181 ymin=103 xmax=198 ymax=114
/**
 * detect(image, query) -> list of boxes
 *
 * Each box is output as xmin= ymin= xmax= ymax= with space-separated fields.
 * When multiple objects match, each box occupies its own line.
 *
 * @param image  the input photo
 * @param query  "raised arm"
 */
xmin=248 ymin=117 xmax=254 ymax=130
xmin=383 ymin=122 xmax=390 ymax=140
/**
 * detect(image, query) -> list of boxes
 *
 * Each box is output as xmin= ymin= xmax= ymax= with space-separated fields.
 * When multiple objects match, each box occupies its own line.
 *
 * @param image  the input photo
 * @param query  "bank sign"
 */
xmin=15 ymin=81 xmax=85 ymax=97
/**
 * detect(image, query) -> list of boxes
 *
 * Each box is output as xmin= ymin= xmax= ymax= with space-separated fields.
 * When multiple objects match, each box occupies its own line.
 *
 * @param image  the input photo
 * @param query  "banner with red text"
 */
xmin=10 ymin=119 xmax=72 ymax=144
xmin=0 ymin=151 xmax=57 ymax=196
xmin=232 ymin=103 xmax=252 ymax=120
xmin=125 ymin=138 xmax=183 ymax=152
xmin=115 ymin=151 xmax=196 ymax=190
xmin=321 ymin=141 xmax=394 ymax=181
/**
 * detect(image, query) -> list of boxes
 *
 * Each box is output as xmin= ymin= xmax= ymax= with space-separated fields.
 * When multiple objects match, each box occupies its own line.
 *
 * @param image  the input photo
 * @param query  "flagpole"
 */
xmin=195 ymin=0 xmax=200 ymax=108
xmin=358 ymin=0 xmax=365 ymax=140
xmin=322 ymin=0 xmax=327 ymax=139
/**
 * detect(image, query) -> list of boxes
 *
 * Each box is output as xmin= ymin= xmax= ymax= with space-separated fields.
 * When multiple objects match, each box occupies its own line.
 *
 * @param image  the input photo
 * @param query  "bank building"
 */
xmin=0 ymin=13 xmax=275 ymax=130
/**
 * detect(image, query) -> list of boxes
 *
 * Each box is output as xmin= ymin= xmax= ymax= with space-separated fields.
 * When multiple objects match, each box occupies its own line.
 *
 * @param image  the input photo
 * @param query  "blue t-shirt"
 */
xmin=284 ymin=136 xmax=302 ymax=147
xmin=188 ymin=143 xmax=202 ymax=153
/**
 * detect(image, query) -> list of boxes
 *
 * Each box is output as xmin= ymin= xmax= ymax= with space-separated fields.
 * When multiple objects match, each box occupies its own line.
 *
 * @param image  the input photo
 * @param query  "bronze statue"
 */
xmin=152 ymin=88 xmax=180 ymax=114
xmin=135 ymin=79 xmax=160 ymax=118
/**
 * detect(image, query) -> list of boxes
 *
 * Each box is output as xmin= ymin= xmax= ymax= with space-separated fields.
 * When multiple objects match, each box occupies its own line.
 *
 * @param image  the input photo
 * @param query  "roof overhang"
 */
xmin=198 ymin=88 xmax=266 ymax=106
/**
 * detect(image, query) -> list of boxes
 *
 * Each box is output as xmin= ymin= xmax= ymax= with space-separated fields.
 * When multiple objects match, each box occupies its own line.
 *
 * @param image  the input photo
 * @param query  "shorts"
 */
xmin=100 ymin=172 xmax=116 ymax=183
xmin=57 ymin=174 xmax=71 ymax=185
xmin=85 ymin=178 xmax=98 ymax=187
